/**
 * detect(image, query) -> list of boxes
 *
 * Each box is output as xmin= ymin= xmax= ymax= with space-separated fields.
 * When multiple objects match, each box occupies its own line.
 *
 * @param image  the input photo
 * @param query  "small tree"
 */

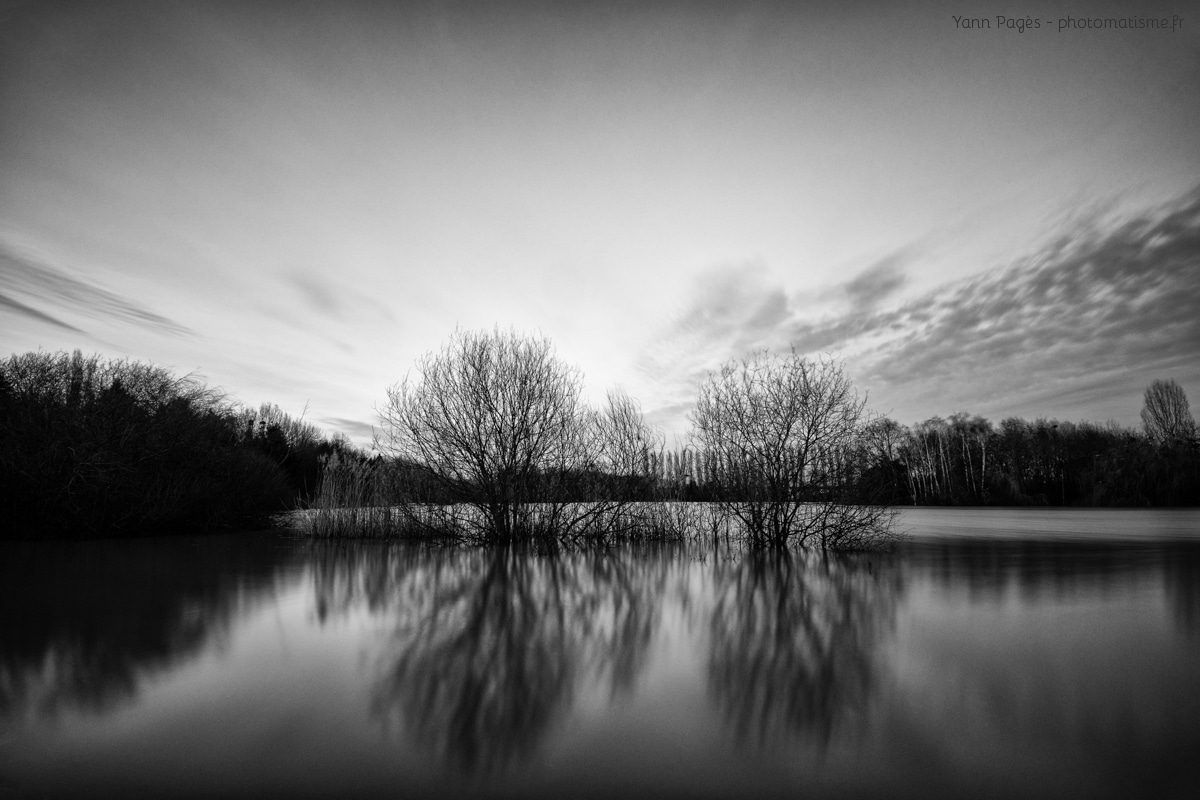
xmin=1141 ymin=379 xmax=1197 ymax=446
xmin=377 ymin=328 xmax=658 ymax=541
xmin=689 ymin=350 xmax=893 ymax=548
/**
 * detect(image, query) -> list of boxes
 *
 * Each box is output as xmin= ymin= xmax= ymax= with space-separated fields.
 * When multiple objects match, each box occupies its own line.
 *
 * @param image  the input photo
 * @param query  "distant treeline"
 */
xmin=314 ymin=408 xmax=1200 ymax=516
xmin=639 ymin=413 xmax=1199 ymax=507
xmin=4 ymin=348 xmax=1198 ymax=540
xmin=0 ymin=350 xmax=354 ymax=538
xmin=858 ymin=413 xmax=1200 ymax=507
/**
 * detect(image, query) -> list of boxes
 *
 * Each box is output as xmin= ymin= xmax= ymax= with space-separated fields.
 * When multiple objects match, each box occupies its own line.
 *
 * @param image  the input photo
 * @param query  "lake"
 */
xmin=2 ymin=508 xmax=1198 ymax=799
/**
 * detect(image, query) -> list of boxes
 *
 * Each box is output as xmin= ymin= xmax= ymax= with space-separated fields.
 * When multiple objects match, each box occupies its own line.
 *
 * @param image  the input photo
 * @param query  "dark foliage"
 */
xmin=849 ymin=411 xmax=1200 ymax=507
xmin=5 ymin=347 xmax=1194 ymax=544
xmin=0 ymin=350 xmax=350 ymax=538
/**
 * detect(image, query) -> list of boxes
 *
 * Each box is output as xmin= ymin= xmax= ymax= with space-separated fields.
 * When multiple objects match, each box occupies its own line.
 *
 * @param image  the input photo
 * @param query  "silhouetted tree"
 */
xmin=377 ymin=328 xmax=657 ymax=541
xmin=0 ymin=350 xmax=341 ymax=537
xmin=689 ymin=349 xmax=893 ymax=548
xmin=1141 ymin=379 xmax=1197 ymax=446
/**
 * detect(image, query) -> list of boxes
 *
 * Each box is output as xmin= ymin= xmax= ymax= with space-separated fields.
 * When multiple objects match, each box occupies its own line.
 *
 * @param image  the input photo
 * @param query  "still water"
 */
xmin=2 ymin=509 xmax=1198 ymax=799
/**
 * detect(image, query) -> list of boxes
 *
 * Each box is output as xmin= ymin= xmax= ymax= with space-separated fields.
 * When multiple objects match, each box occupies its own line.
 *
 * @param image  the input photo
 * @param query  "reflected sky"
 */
xmin=2 ymin=512 xmax=1199 ymax=798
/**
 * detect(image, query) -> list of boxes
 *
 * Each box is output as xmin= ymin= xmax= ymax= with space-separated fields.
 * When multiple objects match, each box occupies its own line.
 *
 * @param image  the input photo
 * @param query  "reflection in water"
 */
xmin=0 ymin=534 xmax=299 ymax=723
xmin=895 ymin=538 xmax=1200 ymax=799
xmin=311 ymin=540 xmax=907 ymax=775
xmin=3 ymin=521 xmax=1199 ymax=799
xmin=1165 ymin=545 xmax=1200 ymax=636
xmin=310 ymin=542 xmax=675 ymax=775
xmin=707 ymin=549 xmax=899 ymax=749
xmin=905 ymin=538 xmax=1200 ymax=635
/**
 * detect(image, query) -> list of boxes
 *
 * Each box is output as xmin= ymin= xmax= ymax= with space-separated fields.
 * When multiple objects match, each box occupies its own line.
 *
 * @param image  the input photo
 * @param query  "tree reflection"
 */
xmin=0 ymin=534 xmax=298 ymax=721
xmin=1164 ymin=543 xmax=1200 ymax=636
xmin=706 ymin=548 xmax=899 ymax=749
xmin=906 ymin=539 xmax=1200 ymax=623
xmin=310 ymin=542 xmax=673 ymax=775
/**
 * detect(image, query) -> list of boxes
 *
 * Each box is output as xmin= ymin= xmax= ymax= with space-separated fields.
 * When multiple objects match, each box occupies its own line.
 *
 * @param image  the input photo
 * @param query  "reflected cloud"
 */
xmin=706 ymin=549 xmax=900 ymax=750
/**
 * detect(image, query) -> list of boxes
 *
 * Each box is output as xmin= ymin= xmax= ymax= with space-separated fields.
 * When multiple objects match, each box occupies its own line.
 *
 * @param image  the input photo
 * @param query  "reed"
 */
xmin=298 ymin=455 xmax=894 ymax=550
xmin=301 ymin=453 xmax=401 ymax=538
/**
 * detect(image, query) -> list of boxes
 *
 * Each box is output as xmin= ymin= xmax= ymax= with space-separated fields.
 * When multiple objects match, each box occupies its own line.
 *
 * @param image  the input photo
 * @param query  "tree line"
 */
xmin=3 ymin=339 xmax=1197 ymax=544
xmin=855 ymin=387 xmax=1199 ymax=507
xmin=0 ymin=350 xmax=354 ymax=538
xmin=634 ymin=380 xmax=1200 ymax=508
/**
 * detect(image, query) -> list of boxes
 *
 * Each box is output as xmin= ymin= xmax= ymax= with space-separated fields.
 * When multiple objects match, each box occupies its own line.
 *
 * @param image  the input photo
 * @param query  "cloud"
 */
xmin=637 ymin=261 xmax=787 ymax=387
xmin=282 ymin=268 xmax=397 ymax=328
xmin=0 ymin=242 xmax=193 ymax=338
xmin=288 ymin=271 xmax=344 ymax=317
xmin=638 ymin=184 xmax=1200 ymax=431
xmin=783 ymin=183 xmax=1200 ymax=421
xmin=319 ymin=415 xmax=378 ymax=445
xmin=0 ymin=292 xmax=86 ymax=334
xmin=840 ymin=250 xmax=910 ymax=310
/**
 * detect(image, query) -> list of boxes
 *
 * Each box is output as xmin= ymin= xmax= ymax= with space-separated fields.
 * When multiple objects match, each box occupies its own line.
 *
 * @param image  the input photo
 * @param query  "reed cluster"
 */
xmin=300 ymin=453 xmax=405 ymax=538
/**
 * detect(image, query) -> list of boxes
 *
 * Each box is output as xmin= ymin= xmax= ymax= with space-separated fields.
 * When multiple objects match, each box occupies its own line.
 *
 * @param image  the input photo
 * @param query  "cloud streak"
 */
xmin=0 ymin=292 xmax=86 ymax=334
xmin=0 ymin=243 xmax=193 ymax=338
xmin=281 ymin=269 xmax=397 ymax=327
xmin=320 ymin=416 xmax=377 ymax=444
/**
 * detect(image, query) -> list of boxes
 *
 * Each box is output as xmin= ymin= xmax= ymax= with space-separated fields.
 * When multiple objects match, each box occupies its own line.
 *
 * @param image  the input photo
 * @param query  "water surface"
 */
xmin=2 ymin=509 xmax=1198 ymax=799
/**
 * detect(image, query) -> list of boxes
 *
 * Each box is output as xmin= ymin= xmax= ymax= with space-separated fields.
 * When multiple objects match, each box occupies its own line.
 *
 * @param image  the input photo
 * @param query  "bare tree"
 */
xmin=377 ymin=328 xmax=658 ymax=541
xmin=689 ymin=350 xmax=894 ymax=548
xmin=593 ymin=388 xmax=664 ymax=500
xmin=1141 ymin=379 xmax=1197 ymax=446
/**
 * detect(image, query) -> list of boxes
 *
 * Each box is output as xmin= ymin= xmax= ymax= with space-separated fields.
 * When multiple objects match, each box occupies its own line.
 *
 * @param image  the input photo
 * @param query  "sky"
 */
xmin=2 ymin=0 xmax=1198 ymax=447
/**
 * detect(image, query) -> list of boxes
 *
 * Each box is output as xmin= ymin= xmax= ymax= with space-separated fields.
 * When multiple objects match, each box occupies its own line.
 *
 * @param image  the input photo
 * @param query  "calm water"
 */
xmin=2 ymin=509 xmax=1198 ymax=799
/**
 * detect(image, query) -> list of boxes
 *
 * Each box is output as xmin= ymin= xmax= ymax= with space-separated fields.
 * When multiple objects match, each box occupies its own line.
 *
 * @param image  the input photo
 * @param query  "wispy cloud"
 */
xmin=640 ymin=184 xmax=1200 ymax=429
xmin=637 ymin=260 xmax=789 ymax=394
xmin=320 ymin=416 xmax=378 ymax=445
xmin=282 ymin=269 xmax=396 ymax=326
xmin=0 ymin=292 xmax=86 ymax=334
xmin=0 ymin=242 xmax=193 ymax=338
xmin=288 ymin=271 xmax=344 ymax=318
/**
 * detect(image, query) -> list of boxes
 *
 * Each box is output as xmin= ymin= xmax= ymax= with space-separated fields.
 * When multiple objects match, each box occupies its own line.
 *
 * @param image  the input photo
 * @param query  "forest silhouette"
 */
xmin=2 ymin=341 xmax=1197 ymax=542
